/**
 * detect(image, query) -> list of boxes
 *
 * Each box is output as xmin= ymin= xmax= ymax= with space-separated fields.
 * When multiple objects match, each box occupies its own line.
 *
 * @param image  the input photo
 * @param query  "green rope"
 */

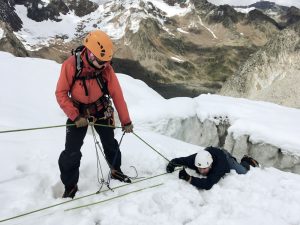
xmin=93 ymin=123 xmax=122 ymax=129
xmin=65 ymin=183 xmax=163 ymax=211
xmin=0 ymin=124 xmax=76 ymax=134
xmin=0 ymin=122 xmax=123 ymax=134
xmin=132 ymin=131 xmax=170 ymax=162
xmin=0 ymin=170 xmax=175 ymax=223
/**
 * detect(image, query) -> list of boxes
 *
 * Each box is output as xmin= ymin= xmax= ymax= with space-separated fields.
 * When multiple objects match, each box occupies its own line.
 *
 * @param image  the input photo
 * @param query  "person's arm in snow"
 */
xmin=189 ymin=171 xmax=224 ymax=190
xmin=166 ymin=154 xmax=197 ymax=173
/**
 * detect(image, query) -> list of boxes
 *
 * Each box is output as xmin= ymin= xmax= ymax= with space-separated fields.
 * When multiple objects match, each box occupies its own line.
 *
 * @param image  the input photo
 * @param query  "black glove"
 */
xmin=179 ymin=169 xmax=190 ymax=181
xmin=166 ymin=161 xmax=176 ymax=173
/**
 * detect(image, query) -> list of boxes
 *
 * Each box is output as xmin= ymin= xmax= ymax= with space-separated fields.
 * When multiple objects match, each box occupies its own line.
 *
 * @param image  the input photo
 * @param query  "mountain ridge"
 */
xmin=0 ymin=0 xmax=299 ymax=100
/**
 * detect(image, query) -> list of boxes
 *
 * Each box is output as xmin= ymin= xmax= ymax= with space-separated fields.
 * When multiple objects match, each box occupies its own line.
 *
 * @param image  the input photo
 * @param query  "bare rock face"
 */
xmin=111 ymin=0 xmax=272 ymax=98
xmin=25 ymin=0 xmax=69 ymax=22
xmin=3 ymin=0 xmax=98 ymax=23
xmin=207 ymin=4 xmax=244 ymax=28
xmin=65 ymin=0 xmax=98 ymax=17
xmin=282 ymin=6 xmax=300 ymax=27
xmin=0 ymin=21 xmax=28 ymax=56
xmin=0 ymin=0 xmax=22 ymax=31
xmin=238 ymin=2 xmax=300 ymax=29
xmin=219 ymin=24 xmax=300 ymax=108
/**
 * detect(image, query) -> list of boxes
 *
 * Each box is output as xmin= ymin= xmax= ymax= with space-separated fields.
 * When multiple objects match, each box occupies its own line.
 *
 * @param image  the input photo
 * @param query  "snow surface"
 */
xmin=177 ymin=28 xmax=189 ymax=34
xmin=171 ymin=56 xmax=184 ymax=62
xmin=0 ymin=28 xmax=4 ymax=39
xmin=197 ymin=15 xmax=217 ymax=39
xmin=234 ymin=7 xmax=256 ymax=14
xmin=14 ymin=5 xmax=81 ymax=49
xmin=147 ymin=0 xmax=191 ymax=17
xmin=1 ymin=51 xmax=300 ymax=224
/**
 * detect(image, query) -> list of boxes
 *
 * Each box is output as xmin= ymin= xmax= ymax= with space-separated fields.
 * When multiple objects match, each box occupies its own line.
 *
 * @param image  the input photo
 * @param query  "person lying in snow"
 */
xmin=166 ymin=146 xmax=259 ymax=190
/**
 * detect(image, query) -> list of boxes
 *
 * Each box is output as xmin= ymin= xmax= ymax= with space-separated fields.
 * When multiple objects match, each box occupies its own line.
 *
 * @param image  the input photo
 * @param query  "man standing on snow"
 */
xmin=56 ymin=30 xmax=133 ymax=198
xmin=166 ymin=146 xmax=259 ymax=190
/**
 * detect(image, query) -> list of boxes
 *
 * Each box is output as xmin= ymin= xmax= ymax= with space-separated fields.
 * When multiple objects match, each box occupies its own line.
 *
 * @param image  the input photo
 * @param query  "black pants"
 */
xmin=58 ymin=117 xmax=121 ymax=189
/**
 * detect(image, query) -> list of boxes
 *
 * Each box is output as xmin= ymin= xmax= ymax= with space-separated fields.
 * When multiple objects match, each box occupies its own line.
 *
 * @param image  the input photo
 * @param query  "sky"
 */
xmin=1 ymin=51 xmax=300 ymax=224
xmin=208 ymin=0 xmax=300 ymax=8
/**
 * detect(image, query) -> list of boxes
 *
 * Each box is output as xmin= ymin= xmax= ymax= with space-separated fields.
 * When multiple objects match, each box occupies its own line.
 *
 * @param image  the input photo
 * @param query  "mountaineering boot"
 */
xmin=241 ymin=155 xmax=260 ymax=168
xmin=62 ymin=185 xmax=78 ymax=199
xmin=111 ymin=169 xmax=132 ymax=183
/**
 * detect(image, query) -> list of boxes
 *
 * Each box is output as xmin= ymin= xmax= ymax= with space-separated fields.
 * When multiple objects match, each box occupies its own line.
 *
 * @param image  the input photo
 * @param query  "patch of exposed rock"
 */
xmin=0 ymin=21 xmax=28 ymax=56
xmin=219 ymin=25 xmax=300 ymax=108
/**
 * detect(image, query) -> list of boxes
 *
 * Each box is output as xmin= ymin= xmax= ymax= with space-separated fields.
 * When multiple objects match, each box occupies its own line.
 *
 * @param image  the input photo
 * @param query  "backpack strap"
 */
xmin=95 ymin=72 xmax=109 ymax=97
xmin=69 ymin=46 xmax=85 ymax=96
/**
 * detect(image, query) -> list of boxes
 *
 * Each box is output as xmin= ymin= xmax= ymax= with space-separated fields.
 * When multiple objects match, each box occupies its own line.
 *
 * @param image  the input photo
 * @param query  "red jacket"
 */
xmin=55 ymin=49 xmax=131 ymax=126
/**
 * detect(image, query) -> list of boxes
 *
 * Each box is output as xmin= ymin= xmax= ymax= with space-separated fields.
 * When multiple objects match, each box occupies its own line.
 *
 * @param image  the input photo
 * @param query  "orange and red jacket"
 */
xmin=55 ymin=49 xmax=131 ymax=126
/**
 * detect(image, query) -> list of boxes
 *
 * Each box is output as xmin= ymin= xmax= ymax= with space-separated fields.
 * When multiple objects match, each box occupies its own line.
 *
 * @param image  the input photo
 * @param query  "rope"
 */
xmin=127 ymin=166 xmax=145 ymax=180
xmin=0 ymin=123 xmax=121 ymax=134
xmin=90 ymin=120 xmax=127 ymax=192
xmin=65 ymin=183 xmax=163 ymax=211
xmin=90 ymin=122 xmax=110 ymax=192
xmin=132 ymin=131 xmax=170 ymax=162
xmin=94 ymin=123 xmax=122 ymax=129
xmin=0 ymin=170 xmax=177 ymax=223
xmin=0 ymin=124 xmax=76 ymax=134
xmin=1 ymin=122 xmax=171 ymax=164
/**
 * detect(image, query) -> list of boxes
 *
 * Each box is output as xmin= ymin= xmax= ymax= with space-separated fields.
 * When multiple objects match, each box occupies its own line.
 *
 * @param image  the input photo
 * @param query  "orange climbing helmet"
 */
xmin=83 ymin=30 xmax=114 ymax=62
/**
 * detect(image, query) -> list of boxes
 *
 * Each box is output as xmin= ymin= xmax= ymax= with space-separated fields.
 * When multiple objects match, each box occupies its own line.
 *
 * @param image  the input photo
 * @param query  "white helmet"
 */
xmin=194 ymin=150 xmax=213 ymax=168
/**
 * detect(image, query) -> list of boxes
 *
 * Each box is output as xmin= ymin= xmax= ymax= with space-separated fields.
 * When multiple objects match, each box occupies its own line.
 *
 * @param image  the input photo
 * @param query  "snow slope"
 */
xmin=1 ymin=51 xmax=300 ymax=225
xmin=0 ymin=28 xmax=4 ymax=39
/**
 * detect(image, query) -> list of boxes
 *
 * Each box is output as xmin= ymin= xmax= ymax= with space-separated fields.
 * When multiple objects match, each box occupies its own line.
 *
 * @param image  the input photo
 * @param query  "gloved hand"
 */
xmin=166 ymin=161 xmax=176 ymax=173
xmin=75 ymin=117 xmax=88 ymax=128
xmin=122 ymin=122 xmax=133 ymax=133
xmin=179 ymin=169 xmax=190 ymax=181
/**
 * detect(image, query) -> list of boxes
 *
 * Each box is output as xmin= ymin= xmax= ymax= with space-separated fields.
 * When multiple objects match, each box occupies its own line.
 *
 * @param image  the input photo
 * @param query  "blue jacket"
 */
xmin=171 ymin=147 xmax=230 ymax=190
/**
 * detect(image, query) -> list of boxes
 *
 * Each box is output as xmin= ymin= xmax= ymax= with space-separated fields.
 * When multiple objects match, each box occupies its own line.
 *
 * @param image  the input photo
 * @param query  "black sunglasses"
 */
xmin=89 ymin=52 xmax=107 ymax=65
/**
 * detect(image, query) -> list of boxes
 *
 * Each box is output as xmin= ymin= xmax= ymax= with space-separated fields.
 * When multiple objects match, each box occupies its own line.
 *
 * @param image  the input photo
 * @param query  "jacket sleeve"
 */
xmin=190 ymin=171 xmax=224 ymax=190
xmin=55 ymin=59 xmax=79 ymax=121
xmin=171 ymin=154 xmax=197 ymax=169
xmin=105 ymin=66 xmax=131 ymax=126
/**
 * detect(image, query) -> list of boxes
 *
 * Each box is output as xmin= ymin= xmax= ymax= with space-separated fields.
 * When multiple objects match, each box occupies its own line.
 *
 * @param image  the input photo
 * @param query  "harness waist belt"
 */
xmin=72 ymin=97 xmax=104 ymax=117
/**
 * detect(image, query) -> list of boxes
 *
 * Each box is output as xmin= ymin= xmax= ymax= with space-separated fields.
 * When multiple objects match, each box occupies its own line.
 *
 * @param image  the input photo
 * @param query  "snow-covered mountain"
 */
xmin=2 ymin=0 xmax=298 ymax=99
xmin=1 ymin=51 xmax=300 ymax=225
xmin=235 ymin=1 xmax=300 ymax=27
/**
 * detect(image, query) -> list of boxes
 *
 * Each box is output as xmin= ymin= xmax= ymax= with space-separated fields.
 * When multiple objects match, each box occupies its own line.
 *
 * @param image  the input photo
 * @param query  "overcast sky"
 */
xmin=207 ymin=0 xmax=300 ymax=8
